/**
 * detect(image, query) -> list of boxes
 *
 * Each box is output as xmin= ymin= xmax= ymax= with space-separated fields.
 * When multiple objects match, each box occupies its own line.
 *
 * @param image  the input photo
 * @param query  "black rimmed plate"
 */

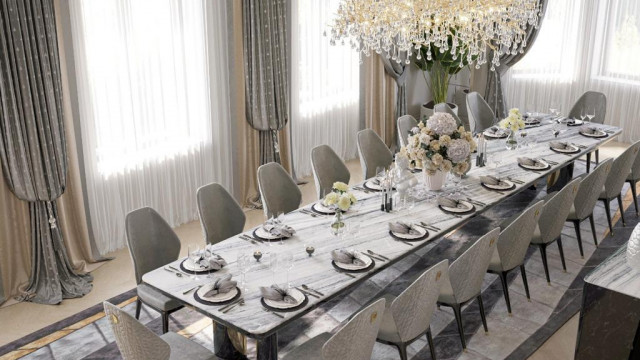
xmin=253 ymin=228 xmax=292 ymax=242
xmin=180 ymin=259 xmax=221 ymax=275
xmin=566 ymin=119 xmax=584 ymax=127
xmin=438 ymin=200 xmax=476 ymax=215
xmin=363 ymin=179 xmax=393 ymax=192
xmin=580 ymin=130 xmax=608 ymax=138
xmin=194 ymin=286 xmax=241 ymax=306
xmin=311 ymin=202 xmax=336 ymax=215
xmin=518 ymin=160 xmax=551 ymax=171
xmin=388 ymin=226 xmax=429 ymax=242
xmin=331 ymin=255 xmax=376 ymax=273
xmin=481 ymin=180 xmax=516 ymax=192
xmin=261 ymin=291 xmax=309 ymax=313
xmin=550 ymin=145 xmax=580 ymax=154
xmin=483 ymin=131 xmax=508 ymax=139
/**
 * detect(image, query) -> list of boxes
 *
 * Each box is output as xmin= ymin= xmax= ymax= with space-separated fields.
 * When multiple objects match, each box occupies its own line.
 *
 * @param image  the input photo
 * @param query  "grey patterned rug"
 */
xmin=1 ymin=162 xmax=635 ymax=360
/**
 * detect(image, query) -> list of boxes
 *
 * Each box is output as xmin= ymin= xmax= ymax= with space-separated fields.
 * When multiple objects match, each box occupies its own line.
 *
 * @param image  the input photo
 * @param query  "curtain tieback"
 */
xmin=46 ymin=201 xmax=57 ymax=229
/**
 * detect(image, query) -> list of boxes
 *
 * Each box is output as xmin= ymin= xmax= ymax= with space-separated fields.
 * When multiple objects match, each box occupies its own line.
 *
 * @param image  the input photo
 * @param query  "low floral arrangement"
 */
xmin=400 ymin=113 xmax=476 ymax=176
xmin=323 ymin=182 xmax=357 ymax=212
xmin=499 ymin=108 xmax=526 ymax=132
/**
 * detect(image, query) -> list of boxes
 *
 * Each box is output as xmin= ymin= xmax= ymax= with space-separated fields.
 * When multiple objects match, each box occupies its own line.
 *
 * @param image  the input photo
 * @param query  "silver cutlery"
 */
xmin=241 ymin=234 xmax=263 ymax=243
xmin=168 ymin=266 xmax=186 ymax=275
xmin=466 ymin=197 xmax=485 ymax=206
xmin=334 ymin=269 xmax=357 ymax=278
xmin=367 ymin=250 xmax=390 ymax=261
xmin=540 ymin=158 xmax=559 ymax=165
xmin=239 ymin=236 xmax=257 ymax=244
xmin=262 ymin=308 xmax=285 ymax=318
xmin=182 ymin=285 xmax=202 ymax=295
xmin=366 ymin=253 xmax=386 ymax=262
xmin=420 ymin=222 xmax=440 ymax=231
xmin=218 ymin=298 xmax=244 ymax=312
xmin=396 ymin=239 xmax=414 ymax=246
xmin=164 ymin=267 xmax=183 ymax=277
xmin=222 ymin=299 xmax=245 ymax=314
xmin=295 ymin=287 xmax=320 ymax=299
xmin=507 ymin=177 xmax=524 ymax=184
xmin=302 ymin=284 xmax=324 ymax=296
xmin=300 ymin=209 xmax=319 ymax=217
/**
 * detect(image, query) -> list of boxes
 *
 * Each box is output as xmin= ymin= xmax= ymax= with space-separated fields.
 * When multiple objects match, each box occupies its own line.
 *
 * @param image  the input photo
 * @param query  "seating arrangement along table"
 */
xmin=143 ymin=120 xmax=621 ymax=360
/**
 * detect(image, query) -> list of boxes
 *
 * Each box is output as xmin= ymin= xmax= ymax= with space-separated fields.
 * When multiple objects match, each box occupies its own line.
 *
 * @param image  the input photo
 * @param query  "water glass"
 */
xmin=237 ymin=253 xmax=250 ymax=291
xmin=188 ymin=244 xmax=200 ymax=280
xmin=280 ymin=252 xmax=294 ymax=288
xmin=268 ymin=253 xmax=279 ymax=284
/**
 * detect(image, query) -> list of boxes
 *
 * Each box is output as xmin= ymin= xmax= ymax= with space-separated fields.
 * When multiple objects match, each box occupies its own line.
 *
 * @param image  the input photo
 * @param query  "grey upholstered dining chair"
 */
xmin=434 ymin=102 xmax=469 ymax=131
xmin=466 ymin=92 xmax=496 ymax=134
xmin=125 ymin=207 xmax=182 ymax=334
xmin=438 ymin=228 xmax=500 ymax=350
xmin=281 ymin=298 xmax=386 ymax=360
xmin=397 ymin=115 xmax=418 ymax=148
xmin=598 ymin=140 xmax=640 ymax=235
xmin=568 ymin=91 xmax=607 ymax=171
xmin=566 ymin=159 xmax=612 ymax=256
xmin=530 ymin=177 xmax=582 ymax=284
xmin=103 ymin=302 xmax=218 ymax=360
xmin=357 ymin=129 xmax=393 ymax=179
xmin=197 ymin=183 xmax=246 ymax=246
xmin=488 ymin=200 xmax=544 ymax=315
xmin=376 ymin=260 xmax=448 ymax=360
xmin=626 ymin=148 xmax=640 ymax=216
xmin=257 ymin=162 xmax=302 ymax=218
xmin=311 ymin=145 xmax=351 ymax=200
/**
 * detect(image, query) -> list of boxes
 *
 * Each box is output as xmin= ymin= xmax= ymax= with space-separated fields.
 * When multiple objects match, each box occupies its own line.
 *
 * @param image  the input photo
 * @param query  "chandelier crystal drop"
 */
xmin=327 ymin=0 xmax=542 ymax=71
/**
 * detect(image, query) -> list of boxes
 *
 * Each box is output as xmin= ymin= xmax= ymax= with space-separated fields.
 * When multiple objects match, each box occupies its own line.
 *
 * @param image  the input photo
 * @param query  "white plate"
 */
xmin=440 ymin=200 xmax=474 ymax=213
xmin=566 ymin=119 xmax=584 ymax=126
xmin=483 ymin=130 xmax=507 ymax=139
xmin=312 ymin=202 xmax=336 ymax=215
xmin=183 ymin=258 xmax=213 ymax=272
xmin=482 ymin=179 xmax=514 ymax=190
xmin=197 ymin=286 xmax=238 ymax=303
xmin=551 ymin=145 xmax=579 ymax=153
xmin=255 ymin=227 xmax=290 ymax=240
xmin=580 ymin=130 xmax=607 ymax=138
xmin=263 ymin=288 xmax=306 ymax=309
xmin=524 ymin=118 xmax=540 ymax=124
xmin=333 ymin=253 xmax=373 ymax=271
xmin=391 ymin=225 xmax=427 ymax=240
xmin=519 ymin=160 xmax=549 ymax=170
xmin=364 ymin=179 xmax=384 ymax=191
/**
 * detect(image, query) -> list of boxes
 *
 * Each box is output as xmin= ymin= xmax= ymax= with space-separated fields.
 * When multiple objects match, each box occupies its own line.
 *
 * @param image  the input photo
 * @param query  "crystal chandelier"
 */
xmin=327 ymin=0 xmax=542 ymax=71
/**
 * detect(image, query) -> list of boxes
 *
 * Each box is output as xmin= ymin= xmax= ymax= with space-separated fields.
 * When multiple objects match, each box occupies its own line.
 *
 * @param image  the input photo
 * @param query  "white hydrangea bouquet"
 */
xmin=323 ymin=182 xmax=357 ymax=235
xmin=499 ymin=108 xmax=525 ymax=149
xmin=401 ymin=113 xmax=476 ymax=179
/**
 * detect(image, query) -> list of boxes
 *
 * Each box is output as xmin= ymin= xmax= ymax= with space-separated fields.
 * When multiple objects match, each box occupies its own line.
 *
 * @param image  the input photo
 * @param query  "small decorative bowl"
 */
xmin=306 ymin=246 xmax=315 ymax=257
xmin=253 ymin=250 xmax=263 ymax=262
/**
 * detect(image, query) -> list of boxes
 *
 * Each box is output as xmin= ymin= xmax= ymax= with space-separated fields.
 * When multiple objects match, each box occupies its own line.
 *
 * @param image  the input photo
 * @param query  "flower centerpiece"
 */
xmin=400 ymin=113 xmax=476 ymax=191
xmin=499 ymin=108 xmax=526 ymax=150
xmin=323 ymin=181 xmax=357 ymax=235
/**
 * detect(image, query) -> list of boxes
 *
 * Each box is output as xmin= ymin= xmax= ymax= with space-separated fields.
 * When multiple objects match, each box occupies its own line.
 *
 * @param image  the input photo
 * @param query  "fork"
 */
xmin=262 ymin=308 xmax=285 ymax=318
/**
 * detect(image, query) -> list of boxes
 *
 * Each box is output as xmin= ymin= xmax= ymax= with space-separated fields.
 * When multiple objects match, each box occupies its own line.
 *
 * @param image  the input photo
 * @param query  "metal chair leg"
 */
xmin=572 ymin=220 xmax=584 ymax=258
xmin=135 ymin=298 xmax=142 ymax=320
xmin=397 ymin=343 xmax=408 ymax=360
xmin=451 ymin=304 xmax=466 ymax=350
xmin=426 ymin=328 xmax=437 ymax=360
xmin=589 ymin=214 xmax=598 ymax=246
xmin=498 ymin=272 xmax=512 ymax=315
xmin=538 ymin=243 xmax=551 ymax=284
xmin=477 ymin=295 xmax=488 ymax=334
xmin=162 ymin=311 xmax=169 ymax=334
xmin=603 ymin=199 xmax=614 ymax=236
xmin=618 ymin=194 xmax=626 ymax=226
xmin=557 ymin=236 xmax=567 ymax=272
xmin=520 ymin=265 xmax=531 ymax=301
xmin=586 ymin=153 xmax=591 ymax=173
xmin=630 ymin=180 xmax=639 ymax=216
xmin=595 ymin=149 xmax=599 ymax=165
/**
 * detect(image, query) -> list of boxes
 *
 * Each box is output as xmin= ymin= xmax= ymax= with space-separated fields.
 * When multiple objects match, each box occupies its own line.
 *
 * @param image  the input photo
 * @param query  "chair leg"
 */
xmin=451 ymin=304 xmax=466 ymax=350
xmin=498 ymin=272 xmax=512 ymax=315
xmin=595 ymin=149 xmax=599 ymax=165
xmin=397 ymin=343 xmax=408 ymax=360
xmin=618 ymin=194 xmax=626 ymax=226
xmin=630 ymin=180 xmax=639 ymax=217
xmin=162 ymin=311 xmax=169 ymax=334
xmin=135 ymin=298 xmax=142 ymax=320
xmin=589 ymin=214 xmax=598 ymax=246
xmin=520 ymin=265 xmax=531 ymax=301
xmin=586 ymin=153 xmax=591 ymax=173
xmin=477 ymin=295 xmax=488 ymax=334
xmin=557 ymin=236 xmax=567 ymax=272
xmin=603 ymin=199 xmax=614 ymax=236
xmin=426 ymin=328 xmax=436 ymax=360
xmin=538 ymin=244 xmax=551 ymax=284
xmin=572 ymin=220 xmax=584 ymax=258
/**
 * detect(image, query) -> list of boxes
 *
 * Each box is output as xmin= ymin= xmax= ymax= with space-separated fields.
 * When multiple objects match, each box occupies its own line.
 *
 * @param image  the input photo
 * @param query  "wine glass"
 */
xmin=268 ymin=252 xmax=279 ymax=284
xmin=237 ymin=253 xmax=250 ymax=291
xmin=188 ymin=244 xmax=201 ymax=280
xmin=580 ymin=108 xmax=587 ymax=123
xmin=519 ymin=131 xmax=528 ymax=148
xmin=280 ymin=252 xmax=294 ymax=288
xmin=586 ymin=107 xmax=596 ymax=124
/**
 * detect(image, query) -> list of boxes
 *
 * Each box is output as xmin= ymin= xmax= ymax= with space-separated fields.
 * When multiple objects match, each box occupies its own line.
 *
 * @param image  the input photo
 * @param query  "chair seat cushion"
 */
xmin=487 ymin=249 xmax=503 ymax=273
xmin=376 ymin=294 xmax=402 ymax=344
xmin=161 ymin=332 xmax=219 ymax=360
xmin=281 ymin=332 xmax=331 ymax=360
xmin=138 ymin=283 xmax=182 ymax=312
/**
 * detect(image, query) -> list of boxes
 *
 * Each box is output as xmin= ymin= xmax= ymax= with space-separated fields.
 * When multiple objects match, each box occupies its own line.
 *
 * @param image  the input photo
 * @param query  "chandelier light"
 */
xmin=327 ymin=0 xmax=542 ymax=71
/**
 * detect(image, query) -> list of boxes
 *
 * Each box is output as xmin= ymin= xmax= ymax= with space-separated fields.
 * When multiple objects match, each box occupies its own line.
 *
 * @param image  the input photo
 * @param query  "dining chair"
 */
xmin=311 ymin=145 xmax=351 ymax=200
xmin=530 ymin=177 xmax=582 ymax=284
xmin=598 ymin=141 xmax=640 ymax=235
xmin=197 ymin=183 xmax=246 ymax=246
xmin=103 ymin=302 xmax=218 ymax=360
xmin=568 ymin=91 xmax=606 ymax=171
xmin=397 ymin=115 xmax=418 ymax=148
xmin=438 ymin=227 xmax=500 ymax=350
xmin=489 ymin=200 xmax=544 ymax=315
xmin=434 ymin=102 xmax=469 ymax=131
xmin=357 ymin=129 xmax=393 ymax=179
xmin=281 ymin=298 xmax=386 ymax=360
xmin=466 ymin=92 xmax=496 ymax=134
xmin=257 ymin=162 xmax=302 ymax=219
xmin=125 ymin=207 xmax=183 ymax=334
xmin=566 ymin=159 xmax=612 ymax=256
xmin=376 ymin=260 xmax=448 ymax=360
xmin=626 ymin=148 xmax=640 ymax=216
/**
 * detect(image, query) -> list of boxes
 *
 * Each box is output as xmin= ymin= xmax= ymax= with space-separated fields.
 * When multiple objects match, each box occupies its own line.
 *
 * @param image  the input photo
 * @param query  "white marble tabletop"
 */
xmin=143 ymin=120 xmax=622 ymax=339
xmin=585 ymin=245 xmax=640 ymax=299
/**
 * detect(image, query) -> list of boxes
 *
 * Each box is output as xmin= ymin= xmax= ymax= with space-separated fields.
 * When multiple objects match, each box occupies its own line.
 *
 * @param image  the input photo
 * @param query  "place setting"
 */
xmin=549 ymin=141 xmax=581 ymax=154
xmin=388 ymin=221 xmax=429 ymax=243
xmin=181 ymin=244 xmax=228 ymax=276
xmin=331 ymin=248 xmax=376 ymax=273
xmin=260 ymin=284 xmax=309 ymax=315
xmin=436 ymin=196 xmax=476 ymax=215
xmin=517 ymin=157 xmax=551 ymax=171
xmin=579 ymin=126 xmax=608 ymax=138
xmin=252 ymin=212 xmax=296 ymax=243
xmin=483 ymin=126 xmax=508 ymax=139
xmin=311 ymin=182 xmax=358 ymax=215
xmin=565 ymin=118 xmax=585 ymax=127
xmin=480 ymin=175 xmax=517 ymax=192
xmin=193 ymin=274 xmax=242 ymax=307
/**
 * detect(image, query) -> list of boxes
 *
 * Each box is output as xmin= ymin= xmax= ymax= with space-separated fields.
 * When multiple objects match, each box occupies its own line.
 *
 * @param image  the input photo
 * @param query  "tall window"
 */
xmin=594 ymin=0 xmax=640 ymax=82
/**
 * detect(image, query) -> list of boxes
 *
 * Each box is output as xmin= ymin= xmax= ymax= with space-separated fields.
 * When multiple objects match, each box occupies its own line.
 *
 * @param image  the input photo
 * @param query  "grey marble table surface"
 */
xmin=584 ymin=245 xmax=640 ymax=299
xmin=143 ymin=120 xmax=622 ymax=340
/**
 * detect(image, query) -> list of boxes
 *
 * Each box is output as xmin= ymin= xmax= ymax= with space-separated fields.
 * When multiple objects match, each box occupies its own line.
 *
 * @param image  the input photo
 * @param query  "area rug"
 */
xmin=1 ymin=161 xmax=636 ymax=360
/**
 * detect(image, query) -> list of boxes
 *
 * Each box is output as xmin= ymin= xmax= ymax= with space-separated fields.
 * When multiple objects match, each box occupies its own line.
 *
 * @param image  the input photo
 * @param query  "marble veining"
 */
xmin=584 ymin=245 xmax=640 ymax=299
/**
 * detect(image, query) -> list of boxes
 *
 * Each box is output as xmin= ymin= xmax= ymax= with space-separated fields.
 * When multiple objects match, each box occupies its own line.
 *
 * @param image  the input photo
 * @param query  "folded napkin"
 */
xmin=202 ymin=275 xmax=237 ymax=297
xmin=518 ymin=157 xmax=545 ymax=167
xmin=437 ymin=197 xmax=468 ymax=209
xmin=195 ymin=249 xmax=227 ymax=270
xmin=331 ymin=249 xmax=368 ymax=267
xmin=480 ymin=175 xmax=508 ymax=187
xmin=263 ymin=223 xmax=296 ymax=238
xmin=580 ymin=126 xmax=602 ymax=135
xmin=260 ymin=284 xmax=297 ymax=304
xmin=484 ymin=126 xmax=504 ymax=136
xmin=550 ymin=141 xmax=572 ymax=150
xmin=566 ymin=118 xmax=579 ymax=125
xmin=388 ymin=221 xmax=421 ymax=236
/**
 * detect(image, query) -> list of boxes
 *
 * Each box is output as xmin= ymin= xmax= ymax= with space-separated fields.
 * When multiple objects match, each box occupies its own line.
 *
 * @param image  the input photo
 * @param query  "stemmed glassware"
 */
xmin=188 ymin=244 xmax=201 ymax=280
xmin=268 ymin=252 xmax=279 ymax=284
xmin=586 ymin=107 xmax=596 ymax=124
xmin=237 ymin=253 xmax=250 ymax=292
xmin=281 ymin=252 xmax=294 ymax=288
xmin=580 ymin=108 xmax=587 ymax=123
xmin=519 ymin=131 xmax=528 ymax=148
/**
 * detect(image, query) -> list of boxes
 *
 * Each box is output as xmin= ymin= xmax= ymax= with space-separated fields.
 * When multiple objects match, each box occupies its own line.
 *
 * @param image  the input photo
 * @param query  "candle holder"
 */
xmin=253 ymin=250 xmax=263 ymax=262
xmin=306 ymin=246 xmax=315 ymax=257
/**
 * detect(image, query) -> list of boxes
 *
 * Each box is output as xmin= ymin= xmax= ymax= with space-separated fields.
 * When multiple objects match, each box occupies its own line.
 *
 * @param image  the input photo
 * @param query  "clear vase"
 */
xmin=505 ymin=130 xmax=518 ymax=150
xmin=330 ymin=211 xmax=345 ymax=236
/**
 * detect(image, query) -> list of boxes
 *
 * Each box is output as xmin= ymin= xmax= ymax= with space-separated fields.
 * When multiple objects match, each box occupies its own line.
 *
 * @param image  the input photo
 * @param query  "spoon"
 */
xmin=222 ymin=300 xmax=245 ymax=313
xmin=182 ymin=284 xmax=202 ymax=295
xmin=302 ymin=284 xmax=324 ymax=296
xmin=164 ymin=267 xmax=183 ymax=277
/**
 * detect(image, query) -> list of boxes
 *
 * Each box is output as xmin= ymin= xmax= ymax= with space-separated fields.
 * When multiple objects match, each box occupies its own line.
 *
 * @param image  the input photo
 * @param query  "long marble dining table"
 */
xmin=143 ymin=119 xmax=622 ymax=360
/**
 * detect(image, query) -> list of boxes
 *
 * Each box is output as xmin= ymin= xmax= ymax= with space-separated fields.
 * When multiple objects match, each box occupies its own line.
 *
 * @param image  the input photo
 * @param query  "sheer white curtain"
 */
xmin=69 ymin=0 xmax=233 ymax=253
xmin=503 ymin=0 xmax=640 ymax=142
xmin=291 ymin=0 xmax=360 ymax=177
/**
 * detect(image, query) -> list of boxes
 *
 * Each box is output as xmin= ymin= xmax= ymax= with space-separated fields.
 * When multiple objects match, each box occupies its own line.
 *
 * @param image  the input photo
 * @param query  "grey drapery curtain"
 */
xmin=242 ymin=0 xmax=289 ymax=166
xmin=485 ymin=0 xmax=548 ymax=118
xmin=380 ymin=56 xmax=408 ymax=119
xmin=0 ymin=0 xmax=92 ymax=304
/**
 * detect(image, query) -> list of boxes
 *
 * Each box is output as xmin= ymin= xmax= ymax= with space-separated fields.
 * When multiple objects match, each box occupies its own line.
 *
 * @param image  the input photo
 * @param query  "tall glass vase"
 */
xmin=505 ymin=130 xmax=518 ymax=150
xmin=330 ymin=211 xmax=345 ymax=237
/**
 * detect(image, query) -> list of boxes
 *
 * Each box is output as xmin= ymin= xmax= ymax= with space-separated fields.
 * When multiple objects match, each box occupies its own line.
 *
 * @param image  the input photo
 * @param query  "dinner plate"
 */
xmin=263 ymin=288 xmax=307 ymax=310
xmin=550 ymin=145 xmax=580 ymax=154
xmin=253 ymin=227 xmax=292 ymax=241
xmin=180 ymin=258 xmax=220 ymax=274
xmin=332 ymin=253 xmax=374 ymax=272
xmin=363 ymin=179 xmax=384 ymax=191
xmin=311 ymin=202 xmax=336 ymax=215
xmin=483 ymin=130 xmax=508 ymax=139
xmin=194 ymin=287 xmax=241 ymax=306
xmin=580 ymin=130 xmax=608 ymax=138
xmin=566 ymin=119 xmax=584 ymax=127
xmin=518 ymin=160 xmax=550 ymax=171
xmin=438 ymin=200 xmax=476 ymax=214
xmin=389 ymin=226 xmax=429 ymax=242
xmin=481 ymin=179 xmax=515 ymax=191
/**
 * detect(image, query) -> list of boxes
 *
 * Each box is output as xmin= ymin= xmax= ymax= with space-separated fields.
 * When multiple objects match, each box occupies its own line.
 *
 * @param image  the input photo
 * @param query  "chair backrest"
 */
xmin=257 ymin=162 xmax=302 ymax=218
xmin=455 ymin=88 xmax=470 ymax=129
xmin=568 ymin=91 xmax=606 ymax=124
xmin=538 ymin=177 xmax=582 ymax=244
xmin=466 ymin=92 xmax=495 ymax=134
xmin=434 ymin=102 xmax=469 ymax=131
xmin=391 ymin=260 xmax=448 ymax=342
xmin=574 ymin=159 xmax=612 ymax=220
xmin=357 ymin=129 xmax=393 ymax=179
xmin=603 ymin=140 xmax=640 ymax=200
xmin=322 ymin=298 xmax=386 ymax=360
xmin=197 ymin=183 xmax=246 ymax=246
xmin=498 ymin=201 xmax=545 ymax=271
xmin=630 ymin=145 xmax=640 ymax=181
xmin=397 ymin=115 xmax=418 ymax=148
xmin=311 ymin=145 xmax=351 ymax=200
xmin=125 ymin=207 xmax=181 ymax=284
xmin=449 ymin=228 xmax=500 ymax=304
xmin=103 ymin=301 xmax=170 ymax=360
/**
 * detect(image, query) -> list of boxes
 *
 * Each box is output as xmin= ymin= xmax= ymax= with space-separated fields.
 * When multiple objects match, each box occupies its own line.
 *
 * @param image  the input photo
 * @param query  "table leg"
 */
xmin=547 ymin=162 xmax=575 ymax=193
xmin=213 ymin=322 xmax=247 ymax=360
xmin=257 ymin=333 xmax=278 ymax=360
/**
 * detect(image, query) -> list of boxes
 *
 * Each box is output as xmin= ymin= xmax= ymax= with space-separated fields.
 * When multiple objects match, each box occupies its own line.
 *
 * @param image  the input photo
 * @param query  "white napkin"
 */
xmin=263 ymin=223 xmax=296 ymax=238
xmin=331 ymin=249 xmax=367 ymax=267
xmin=202 ymin=275 xmax=236 ymax=297
xmin=484 ymin=126 xmax=504 ymax=136
xmin=518 ymin=157 xmax=545 ymax=167
xmin=388 ymin=222 xmax=421 ymax=236
xmin=260 ymin=284 xmax=297 ymax=304
xmin=480 ymin=175 xmax=508 ymax=187
xmin=437 ymin=197 xmax=469 ymax=209
xmin=580 ymin=126 xmax=601 ymax=135
xmin=195 ymin=250 xmax=227 ymax=270
xmin=550 ymin=141 xmax=572 ymax=150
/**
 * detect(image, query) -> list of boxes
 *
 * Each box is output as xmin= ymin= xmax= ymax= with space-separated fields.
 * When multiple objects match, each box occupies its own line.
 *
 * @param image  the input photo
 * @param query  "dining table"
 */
xmin=143 ymin=118 xmax=622 ymax=360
